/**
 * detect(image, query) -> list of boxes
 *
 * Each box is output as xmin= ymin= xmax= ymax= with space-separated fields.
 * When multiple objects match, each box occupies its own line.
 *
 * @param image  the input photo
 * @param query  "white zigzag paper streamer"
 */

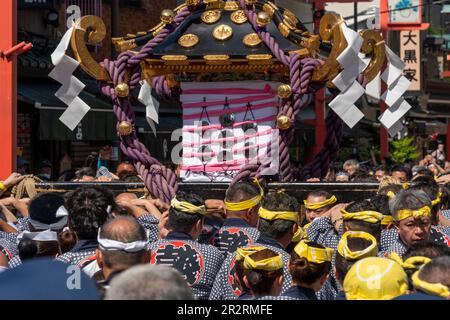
xmin=49 ymin=26 xmax=90 ymax=131
xmin=328 ymin=23 xmax=368 ymax=128
xmin=138 ymin=80 xmax=159 ymax=137
xmin=378 ymin=46 xmax=412 ymax=137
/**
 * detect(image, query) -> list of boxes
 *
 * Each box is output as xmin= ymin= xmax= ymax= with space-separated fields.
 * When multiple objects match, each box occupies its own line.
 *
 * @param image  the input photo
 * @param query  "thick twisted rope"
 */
xmin=98 ymin=6 xmax=192 ymax=203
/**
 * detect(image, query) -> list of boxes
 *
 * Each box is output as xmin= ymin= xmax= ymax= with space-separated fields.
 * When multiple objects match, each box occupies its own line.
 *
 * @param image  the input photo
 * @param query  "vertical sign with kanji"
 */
xmin=400 ymin=30 xmax=421 ymax=91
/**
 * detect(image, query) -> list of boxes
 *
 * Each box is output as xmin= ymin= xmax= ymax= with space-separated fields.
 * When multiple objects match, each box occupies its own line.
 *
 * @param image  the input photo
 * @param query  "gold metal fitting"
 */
xmin=277 ymin=84 xmax=292 ymax=99
xmin=161 ymin=9 xmax=175 ymax=24
xmin=117 ymin=121 xmax=133 ymax=136
xmin=115 ymin=83 xmax=130 ymax=98
xmin=256 ymin=11 xmax=271 ymax=28
xmin=186 ymin=0 xmax=200 ymax=7
xmin=245 ymin=0 xmax=257 ymax=5
xmin=277 ymin=116 xmax=292 ymax=130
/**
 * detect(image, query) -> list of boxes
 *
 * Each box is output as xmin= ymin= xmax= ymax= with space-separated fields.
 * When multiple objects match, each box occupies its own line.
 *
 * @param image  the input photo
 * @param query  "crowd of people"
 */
xmin=0 ymin=150 xmax=449 ymax=300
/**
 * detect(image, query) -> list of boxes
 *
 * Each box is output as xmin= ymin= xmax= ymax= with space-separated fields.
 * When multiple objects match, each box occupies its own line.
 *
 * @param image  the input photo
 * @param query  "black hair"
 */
xmin=289 ymin=241 xmax=331 ymax=285
xmin=65 ymin=187 xmax=115 ymax=240
xmin=225 ymin=180 xmax=260 ymax=203
xmin=120 ymin=174 xmax=142 ymax=183
xmin=168 ymin=192 xmax=205 ymax=234
xmin=58 ymin=229 xmax=77 ymax=254
xmin=378 ymin=184 xmax=403 ymax=197
xmin=99 ymin=216 xmax=148 ymax=269
xmin=344 ymin=200 xmax=382 ymax=242
xmin=351 ymin=172 xmax=378 ymax=183
xmin=391 ymin=165 xmax=411 ymax=180
xmin=417 ymin=256 xmax=450 ymax=289
xmin=371 ymin=194 xmax=391 ymax=215
xmin=414 ymin=168 xmax=434 ymax=179
xmin=258 ymin=191 xmax=299 ymax=240
xmin=18 ymin=238 xmax=60 ymax=261
xmin=75 ymin=167 xmax=96 ymax=180
xmin=335 ymin=237 xmax=374 ymax=283
xmin=28 ymin=193 xmax=65 ymax=225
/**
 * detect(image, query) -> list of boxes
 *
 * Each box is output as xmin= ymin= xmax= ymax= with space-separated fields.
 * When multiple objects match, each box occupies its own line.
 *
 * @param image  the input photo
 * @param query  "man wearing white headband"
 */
xmin=0 ymin=193 xmax=67 ymax=268
xmin=95 ymin=216 xmax=150 ymax=297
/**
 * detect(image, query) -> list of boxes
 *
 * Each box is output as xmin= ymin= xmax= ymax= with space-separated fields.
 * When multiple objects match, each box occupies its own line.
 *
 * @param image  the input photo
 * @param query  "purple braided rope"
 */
xmin=97 ymin=6 xmax=193 ymax=203
xmin=298 ymin=74 xmax=368 ymax=180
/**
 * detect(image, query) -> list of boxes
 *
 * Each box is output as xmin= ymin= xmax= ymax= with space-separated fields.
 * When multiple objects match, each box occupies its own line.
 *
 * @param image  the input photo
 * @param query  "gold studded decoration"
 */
xmin=277 ymin=116 xmax=291 ymax=130
xmin=160 ymin=9 xmax=175 ymax=24
xmin=186 ymin=0 xmax=200 ymax=7
xmin=178 ymin=34 xmax=200 ymax=48
xmin=118 ymin=121 xmax=133 ymax=136
xmin=202 ymin=10 xmax=221 ymax=24
xmin=277 ymin=84 xmax=292 ymax=99
xmin=115 ymin=83 xmax=130 ymax=98
xmin=231 ymin=10 xmax=248 ymax=24
xmin=245 ymin=0 xmax=257 ymax=5
xmin=256 ymin=11 xmax=271 ymax=28
xmin=243 ymin=33 xmax=262 ymax=47
xmin=213 ymin=24 xmax=233 ymax=41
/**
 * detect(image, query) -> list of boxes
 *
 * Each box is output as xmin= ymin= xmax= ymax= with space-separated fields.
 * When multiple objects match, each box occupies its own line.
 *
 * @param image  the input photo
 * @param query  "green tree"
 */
xmin=389 ymin=136 xmax=420 ymax=164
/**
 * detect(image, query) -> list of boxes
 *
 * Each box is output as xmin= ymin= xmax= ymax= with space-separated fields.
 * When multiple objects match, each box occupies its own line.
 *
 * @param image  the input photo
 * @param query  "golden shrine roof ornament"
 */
xmin=70 ymin=0 xmax=386 ymax=85
xmin=56 ymin=0 xmax=409 ymax=204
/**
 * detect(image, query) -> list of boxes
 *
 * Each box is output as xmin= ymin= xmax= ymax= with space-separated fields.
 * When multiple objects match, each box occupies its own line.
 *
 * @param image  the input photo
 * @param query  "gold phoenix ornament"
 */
xmin=243 ymin=33 xmax=262 ymax=47
xmin=213 ymin=24 xmax=233 ymax=41
xmin=178 ymin=34 xmax=200 ymax=48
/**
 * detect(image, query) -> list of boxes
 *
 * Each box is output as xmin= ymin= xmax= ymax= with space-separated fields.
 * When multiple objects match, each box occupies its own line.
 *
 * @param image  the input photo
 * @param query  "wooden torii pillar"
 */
xmin=0 ymin=0 xmax=17 ymax=179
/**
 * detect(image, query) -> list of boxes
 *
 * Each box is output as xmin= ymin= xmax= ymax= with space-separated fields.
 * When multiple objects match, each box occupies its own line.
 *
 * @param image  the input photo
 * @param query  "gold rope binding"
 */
xmin=11 ymin=175 xmax=42 ymax=200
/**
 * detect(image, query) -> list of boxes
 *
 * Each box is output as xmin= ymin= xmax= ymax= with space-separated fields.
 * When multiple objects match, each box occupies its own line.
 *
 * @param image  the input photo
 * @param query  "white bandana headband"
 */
xmin=97 ymin=229 xmax=148 ymax=253
xmin=28 ymin=206 xmax=68 ymax=231
xmin=17 ymin=230 xmax=58 ymax=242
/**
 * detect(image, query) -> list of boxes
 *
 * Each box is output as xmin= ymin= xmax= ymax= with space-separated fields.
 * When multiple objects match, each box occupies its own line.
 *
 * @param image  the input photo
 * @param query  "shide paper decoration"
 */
xmin=49 ymin=25 xmax=90 ymax=131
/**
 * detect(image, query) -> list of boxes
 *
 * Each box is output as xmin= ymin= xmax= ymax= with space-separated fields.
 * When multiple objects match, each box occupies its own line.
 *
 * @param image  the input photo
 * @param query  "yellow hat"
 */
xmin=431 ymin=191 xmax=442 ymax=207
xmin=381 ymin=215 xmax=394 ymax=226
xmin=343 ymin=257 xmax=409 ymax=300
xmin=304 ymin=195 xmax=337 ymax=210
xmin=258 ymin=207 xmax=298 ymax=223
xmin=224 ymin=178 xmax=264 ymax=211
xmin=411 ymin=269 xmax=450 ymax=299
xmin=291 ymin=226 xmax=306 ymax=242
xmin=236 ymin=246 xmax=266 ymax=261
xmin=293 ymin=240 xmax=333 ymax=264
xmin=170 ymin=197 xmax=206 ymax=215
xmin=389 ymin=252 xmax=431 ymax=271
xmin=341 ymin=209 xmax=384 ymax=224
xmin=395 ymin=206 xmax=431 ymax=221
xmin=241 ymin=247 xmax=284 ymax=272
xmin=337 ymin=231 xmax=378 ymax=261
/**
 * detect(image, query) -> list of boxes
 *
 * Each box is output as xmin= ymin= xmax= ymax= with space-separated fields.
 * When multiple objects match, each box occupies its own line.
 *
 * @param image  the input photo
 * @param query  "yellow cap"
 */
xmin=241 ymin=247 xmax=284 ymax=271
xmin=291 ymin=226 xmax=306 ymax=242
xmin=431 ymin=191 xmax=442 ymax=207
xmin=341 ymin=209 xmax=384 ymax=224
xmin=224 ymin=178 xmax=264 ymax=211
xmin=171 ymin=197 xmax=206 ymax=215
xmin=236 ymin=246 xmax=266 ymax=261
xmin=389 ymin=252 xmax=431 ymax=271
xmin=293 ymin=240 xmax=333 ymax=264
xmin=304 ymin=195 xmax=337 ymax=210
xmin=395 ymin=206 xmax=431 ymax=221
xmin=411 ymin=269 xmax=450 ymax=299
xmin=343 ymin=257 xmax=409 ymax=300
xmin=337 ymin=231 xmax=378 ymax=261
xmin=259 ymin=207 xmax=298 ymax=223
